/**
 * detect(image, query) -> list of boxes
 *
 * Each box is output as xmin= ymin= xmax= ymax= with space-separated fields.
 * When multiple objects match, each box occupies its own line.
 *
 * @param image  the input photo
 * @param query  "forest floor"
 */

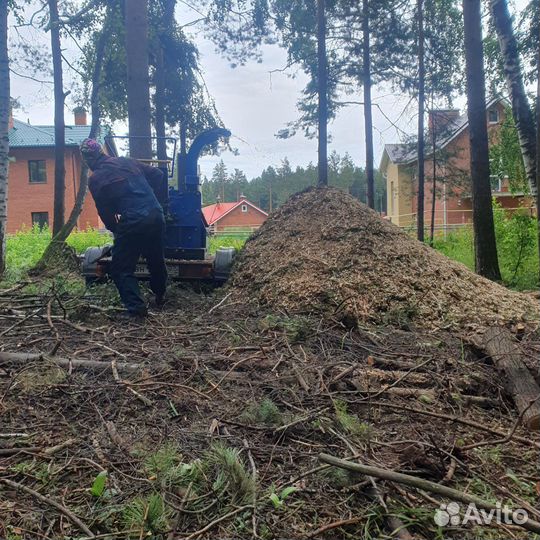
xmin=1 ymin=188 xmax=539 ymax=540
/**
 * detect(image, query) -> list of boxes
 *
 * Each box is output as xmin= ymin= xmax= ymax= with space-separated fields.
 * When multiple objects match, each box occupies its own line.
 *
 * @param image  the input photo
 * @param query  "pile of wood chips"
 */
xmin=231 ymin=187 xmax=539 ymax=331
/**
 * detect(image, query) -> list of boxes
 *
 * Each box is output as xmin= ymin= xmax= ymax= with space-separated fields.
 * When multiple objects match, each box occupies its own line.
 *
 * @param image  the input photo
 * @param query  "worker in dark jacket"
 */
xmin=80 ymin=138 xmax=168 ymax=319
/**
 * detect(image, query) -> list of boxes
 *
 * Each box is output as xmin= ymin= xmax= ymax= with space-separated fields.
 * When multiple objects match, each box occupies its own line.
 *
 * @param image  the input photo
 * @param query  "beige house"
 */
xmin=380 ymin=98 xmax=534 ymax=229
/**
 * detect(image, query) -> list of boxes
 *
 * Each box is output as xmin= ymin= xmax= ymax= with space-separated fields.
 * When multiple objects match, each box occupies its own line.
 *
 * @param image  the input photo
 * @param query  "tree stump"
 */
xmin=482 ymin=326 xmax=540 ymax=430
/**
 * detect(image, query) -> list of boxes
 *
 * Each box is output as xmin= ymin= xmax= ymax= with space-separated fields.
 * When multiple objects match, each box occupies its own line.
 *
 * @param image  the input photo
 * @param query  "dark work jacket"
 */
xmin=89 ymin=156 xmax=168 ymax=233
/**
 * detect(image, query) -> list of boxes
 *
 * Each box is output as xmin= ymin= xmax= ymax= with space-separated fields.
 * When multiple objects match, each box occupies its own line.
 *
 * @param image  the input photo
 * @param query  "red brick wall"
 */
xmin=7 ymin=147 xmax=101 ymax=234
xmin=214 ymin=203 xmax=267 ymax=232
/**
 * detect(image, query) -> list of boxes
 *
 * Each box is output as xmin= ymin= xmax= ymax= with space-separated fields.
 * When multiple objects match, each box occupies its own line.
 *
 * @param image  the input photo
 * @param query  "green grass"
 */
xmin=3 ymin=228 xmax=248 ymax=285
xmin=4 ymin=226 xmax=112 ymax=283
xmin=433 ymin=227 xmax=475 ymax=270
xmin=208 ymin=234 xmax=249 ymax=254
xmin=433 ymin=217 xmax=539 ymax=291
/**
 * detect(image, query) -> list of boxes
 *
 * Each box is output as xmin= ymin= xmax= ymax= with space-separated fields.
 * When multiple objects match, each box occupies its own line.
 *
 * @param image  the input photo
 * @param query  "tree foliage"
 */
xmin=74 ymin=0 xmax=222 ymax=149
xmin=201 ymin=152 xmax=386 ymax=212
xmin=489 ymin=108 xmax=528 ymax=192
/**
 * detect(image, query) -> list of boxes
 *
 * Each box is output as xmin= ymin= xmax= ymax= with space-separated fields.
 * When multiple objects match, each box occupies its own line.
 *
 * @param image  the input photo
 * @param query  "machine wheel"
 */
xmin=213 ymin=247 xmax=237 ymax=282
xmin=81 ymin=245 xmax=112 ymax=285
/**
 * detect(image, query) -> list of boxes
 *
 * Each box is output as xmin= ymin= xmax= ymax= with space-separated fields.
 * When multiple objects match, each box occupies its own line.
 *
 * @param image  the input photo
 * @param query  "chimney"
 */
xmin=239 ymin=193 xmax=247 ymax=201
xmin=73 ymin=106 xmax=88 ymax=126
xmin=428 ymin=109 xmax=460 ymax=135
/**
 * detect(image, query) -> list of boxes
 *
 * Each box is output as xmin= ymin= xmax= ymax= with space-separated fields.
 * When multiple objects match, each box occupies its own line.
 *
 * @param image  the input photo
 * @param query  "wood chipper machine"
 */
xmin=81 ymin=128 xmax=236 ymax=284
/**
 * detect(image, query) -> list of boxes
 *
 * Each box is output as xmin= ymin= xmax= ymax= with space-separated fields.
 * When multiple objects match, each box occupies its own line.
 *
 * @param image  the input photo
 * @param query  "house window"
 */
xmin=488 ymin=109 xmax=499 ymax=124
xmin=490 ymin=175 xmax=502 ymax=192
xmin=28 ymin=160 xmax=47 ymax=183
xmin=241 ymin=204 xmax=248 ymax=213
xmin=31 ymin=212 xmax=49 ymax=229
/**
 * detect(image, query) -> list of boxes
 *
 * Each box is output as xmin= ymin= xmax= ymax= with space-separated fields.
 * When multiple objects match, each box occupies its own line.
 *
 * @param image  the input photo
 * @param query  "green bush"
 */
xmin=492 ymin=203 xmax=538 ymax=289
xmin=434 ymin=204 xmax=538 ymax=290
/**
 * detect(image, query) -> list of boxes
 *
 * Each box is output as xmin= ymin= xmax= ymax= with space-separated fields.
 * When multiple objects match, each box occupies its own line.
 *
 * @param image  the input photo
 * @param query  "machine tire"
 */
xmin=81 ymin=245 xmax=112 ymax=285
xmin=213 ymin=247 xmax=237 ymax=282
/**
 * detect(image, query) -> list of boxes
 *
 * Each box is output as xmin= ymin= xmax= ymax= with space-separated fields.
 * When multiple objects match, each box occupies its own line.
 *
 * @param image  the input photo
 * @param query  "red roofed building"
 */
xmin=202 ymin=195 xmax=268 ymax=233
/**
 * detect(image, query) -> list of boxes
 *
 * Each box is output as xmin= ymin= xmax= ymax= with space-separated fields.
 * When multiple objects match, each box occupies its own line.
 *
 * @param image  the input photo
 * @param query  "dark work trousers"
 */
xmin=109 ymin=212 xmax=167 ymax=314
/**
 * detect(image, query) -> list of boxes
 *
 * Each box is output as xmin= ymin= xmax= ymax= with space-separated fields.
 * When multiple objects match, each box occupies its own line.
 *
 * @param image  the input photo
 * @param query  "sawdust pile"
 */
xmin=231 ymin=187 xmax=539 ymax=330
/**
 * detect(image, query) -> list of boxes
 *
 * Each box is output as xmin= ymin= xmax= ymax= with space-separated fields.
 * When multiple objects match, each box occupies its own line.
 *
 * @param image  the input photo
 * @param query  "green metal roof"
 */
xmin=9 ymin=119 xmax=109 ymax=148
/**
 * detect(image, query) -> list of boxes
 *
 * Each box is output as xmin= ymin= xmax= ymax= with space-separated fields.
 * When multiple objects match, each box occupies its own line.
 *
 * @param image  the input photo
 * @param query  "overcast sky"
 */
xmin=9 ymin=1 xmax=524 ymax=180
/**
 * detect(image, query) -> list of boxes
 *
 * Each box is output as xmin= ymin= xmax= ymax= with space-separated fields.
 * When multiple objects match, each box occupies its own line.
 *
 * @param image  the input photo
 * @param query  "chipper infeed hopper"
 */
xmin=81 ymin=128 xmax=236 ymax=284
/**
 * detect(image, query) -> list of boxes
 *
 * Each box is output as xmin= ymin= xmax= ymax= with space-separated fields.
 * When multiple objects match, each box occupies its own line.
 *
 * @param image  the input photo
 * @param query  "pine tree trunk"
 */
xmin=0 ymin=0 xmax=9 ymax=277
xmin=490 ymin=0 xmax=537 ymax=197
xmin=362 ymin=0 xmax=374 ymax=209
xmin=317 ymin=0 xmax=328 ymax=187
xmin=125 ymin=0 xmax=152 ymax=159
xmin=416 ymin=0 xmax=425 ymax=242
xmin=154 ymin=0 xmax=175 ymax=170
xmin=49 ymin=0 xmax=66 ymax=236
xmin=154 ymin=44 xmax=167 ymax=165
xmin=429 ymin=112 xmax=437 ymax=246
xmin=463 ymin=0 xmax=501 ymax=281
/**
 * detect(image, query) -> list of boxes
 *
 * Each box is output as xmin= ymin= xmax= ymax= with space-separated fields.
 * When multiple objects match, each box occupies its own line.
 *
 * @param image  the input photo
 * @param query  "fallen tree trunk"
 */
xmin=482 ymin=327 xmax=540 ymax=430
xmin=318 ymin=453 xmax=540 ymax=535
xmin=0 ymin=351 xmax=143 ymax=372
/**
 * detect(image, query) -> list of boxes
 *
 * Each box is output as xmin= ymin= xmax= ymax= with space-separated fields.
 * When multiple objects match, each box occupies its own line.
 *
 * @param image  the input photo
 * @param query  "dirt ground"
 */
xmin=1 ymin=188 xmax=539 ymax=539
xmin=0 ymin=273 xmax=539 ymax=540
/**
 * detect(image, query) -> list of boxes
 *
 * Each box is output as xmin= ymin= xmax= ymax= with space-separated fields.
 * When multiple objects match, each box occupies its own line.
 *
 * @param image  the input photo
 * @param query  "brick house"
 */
xmin=7 ymin=109 xmax=115 ymax=234
xmin=202 ymin=195 xmax=268 ymax=233
xmin=380 ymin=97 xmax=535 ymax=229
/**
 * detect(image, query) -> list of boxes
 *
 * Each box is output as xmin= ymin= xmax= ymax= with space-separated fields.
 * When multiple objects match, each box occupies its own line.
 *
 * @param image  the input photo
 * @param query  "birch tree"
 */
xmin=489 ymin=0 xmax=537 ymax=196
xmin=537 ymin=17 xmax=540 ymax=283
xmin=0 ymin=0 xmax=8 ymax=277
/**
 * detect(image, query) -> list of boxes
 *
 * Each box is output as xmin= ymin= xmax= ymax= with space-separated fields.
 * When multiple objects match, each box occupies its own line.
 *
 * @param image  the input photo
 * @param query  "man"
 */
xmin=80 ymin=138 xmax=168 ymax=319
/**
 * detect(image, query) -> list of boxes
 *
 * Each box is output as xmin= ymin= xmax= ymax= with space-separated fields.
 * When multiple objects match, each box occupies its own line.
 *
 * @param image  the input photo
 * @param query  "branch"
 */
xmin=9 ymin=67 xmax=53 ymax=85
xmin=318 ymin=453 xmax=540 ymax=535
xmin=1 ymin=478 xmax=95 ymax=537
xmin=58 ymin=0 xmax=102 ymax=26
